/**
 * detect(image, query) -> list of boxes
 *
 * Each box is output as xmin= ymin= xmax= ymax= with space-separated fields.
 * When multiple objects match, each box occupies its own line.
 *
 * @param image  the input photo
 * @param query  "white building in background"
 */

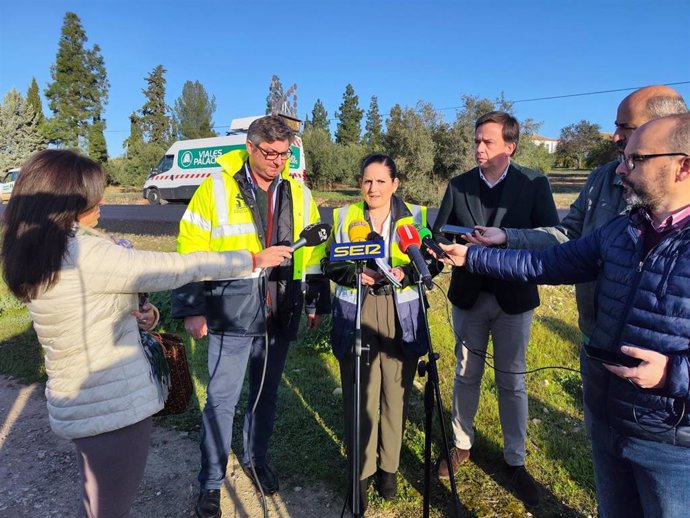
xmin=529 ymin=135 xmax=559 ymax=154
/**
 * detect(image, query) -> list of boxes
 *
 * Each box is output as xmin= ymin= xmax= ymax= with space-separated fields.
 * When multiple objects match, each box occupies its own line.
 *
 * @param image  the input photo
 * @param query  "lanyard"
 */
xmin=244 ymin=163 xmax=281 ymax=246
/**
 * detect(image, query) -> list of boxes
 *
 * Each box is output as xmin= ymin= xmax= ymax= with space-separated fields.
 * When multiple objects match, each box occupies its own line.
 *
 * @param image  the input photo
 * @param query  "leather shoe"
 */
xmin=241 ymin=462 xmax=279 ymax=495
xmin=376 ymin=469 xmax=397 ymax=500
xmin=437 ymin=447 xmax=470 ymax=478
xmin=507 ymin=464 xmax=540 ymax=507
xmin=196 ymin=489 xmax=221 ymax=518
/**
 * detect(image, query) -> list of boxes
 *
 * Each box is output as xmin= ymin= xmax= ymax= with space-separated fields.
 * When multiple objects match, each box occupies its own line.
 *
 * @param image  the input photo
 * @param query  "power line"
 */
xmin=432 ymin=81 xmax=690 ymax=112
xmin=512 ymin=81 xmax=690 ymax=103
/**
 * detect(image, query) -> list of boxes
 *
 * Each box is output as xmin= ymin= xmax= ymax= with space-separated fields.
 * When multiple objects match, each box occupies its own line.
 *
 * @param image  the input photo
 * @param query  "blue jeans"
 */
xmin=197 ymin=332 xmax=290 ymax=489
xmin=589 ymin=416 xmax=690 ymax=518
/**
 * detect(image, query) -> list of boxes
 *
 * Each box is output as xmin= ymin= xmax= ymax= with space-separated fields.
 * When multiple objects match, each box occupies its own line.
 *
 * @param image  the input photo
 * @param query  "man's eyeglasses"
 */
xmin=252 ymin=142 xmax=292 ymax=161
xmin=619 ymin=152 xmax=689 ymax=171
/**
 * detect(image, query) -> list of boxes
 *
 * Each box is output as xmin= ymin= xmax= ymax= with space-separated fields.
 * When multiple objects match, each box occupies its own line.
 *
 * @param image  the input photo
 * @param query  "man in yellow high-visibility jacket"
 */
xmin=171 ymin=115 xmax=330 ymax=518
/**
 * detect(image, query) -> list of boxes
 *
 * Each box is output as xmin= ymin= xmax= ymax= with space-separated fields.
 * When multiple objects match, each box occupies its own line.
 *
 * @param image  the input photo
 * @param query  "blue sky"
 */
xmin=1 ymin=0 xmax=689 ymax=158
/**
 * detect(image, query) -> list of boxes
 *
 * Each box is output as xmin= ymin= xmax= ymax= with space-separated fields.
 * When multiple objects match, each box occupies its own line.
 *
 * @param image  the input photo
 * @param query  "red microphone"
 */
xmin=396 ymin=224 xmax=433 ymax=289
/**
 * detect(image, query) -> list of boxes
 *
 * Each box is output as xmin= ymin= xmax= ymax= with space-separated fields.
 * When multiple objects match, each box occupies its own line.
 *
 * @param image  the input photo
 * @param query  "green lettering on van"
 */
xmin=289 ymin=145 xmax=301 ymax=169
xmin=178 ymin=145 xmax=245 ymax=169
xmin=177 ymin=144 xmax=302 ymax=172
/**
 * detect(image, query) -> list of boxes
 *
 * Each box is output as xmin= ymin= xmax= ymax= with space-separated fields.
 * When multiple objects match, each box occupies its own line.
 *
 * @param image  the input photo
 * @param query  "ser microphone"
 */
xmin=330 ymin=219 xmax=384 ymax=261
xmin=396 ymin=224 xmax=433 ymax=290
xmin=415 ymin=225 xmax=449 ymax=259
xmin=290 ymin=223 xmax=332 ymax=251
xmin=348 ymin=219 xmax=371 ymax=242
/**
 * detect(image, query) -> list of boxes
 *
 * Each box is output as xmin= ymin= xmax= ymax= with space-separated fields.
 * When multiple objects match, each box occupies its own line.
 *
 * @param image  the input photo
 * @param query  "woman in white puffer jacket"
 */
xmin=0 ymin=149 xmax=293 ymax=518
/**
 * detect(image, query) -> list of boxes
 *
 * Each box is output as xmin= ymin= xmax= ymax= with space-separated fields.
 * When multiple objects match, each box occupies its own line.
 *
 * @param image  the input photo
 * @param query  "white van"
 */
xmin=142 ymin=115 xmax=307 ymax=204
xmin=0 ymin=168 xmax=20 ymax=203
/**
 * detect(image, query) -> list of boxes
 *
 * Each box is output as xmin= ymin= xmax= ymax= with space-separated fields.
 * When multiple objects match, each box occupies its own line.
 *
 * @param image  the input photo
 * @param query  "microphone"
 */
xmin=396 ymin=224 xmax=433 ymax=290
xmin=415 ymin=224 xmax=449 ymax=259
xmin=330 ymin=219 xmax=384 ymax=261
xmin=290 ymin=223 xmax=332 ymax=251
xmin=348 ymin=219 xmax=371 ymax=242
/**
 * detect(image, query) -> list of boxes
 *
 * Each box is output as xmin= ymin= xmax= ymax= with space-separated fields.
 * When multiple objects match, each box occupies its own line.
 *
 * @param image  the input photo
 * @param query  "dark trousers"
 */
xmin=74 ymin=417 xmax=152 ymax=518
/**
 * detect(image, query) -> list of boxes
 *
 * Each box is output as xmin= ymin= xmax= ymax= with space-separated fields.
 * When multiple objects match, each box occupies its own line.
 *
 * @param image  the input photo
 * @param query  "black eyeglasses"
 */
xmin=251 ymin=142 xmax=292 ymax=161
xmin=619 ymin=152 xmax=689 ymax=171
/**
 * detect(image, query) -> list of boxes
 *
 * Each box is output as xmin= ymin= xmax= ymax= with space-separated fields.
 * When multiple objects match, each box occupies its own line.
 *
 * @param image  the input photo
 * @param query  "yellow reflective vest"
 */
xmin=172 ymin=149 xmax=326 ymax=336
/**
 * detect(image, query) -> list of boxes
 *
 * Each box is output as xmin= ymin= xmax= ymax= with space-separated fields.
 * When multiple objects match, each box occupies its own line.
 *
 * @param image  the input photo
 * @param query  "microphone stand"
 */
xmin=413 ymin=274 xmax=461 ymax=518
xmin=350 ymin=259 xmax=368 ymax=517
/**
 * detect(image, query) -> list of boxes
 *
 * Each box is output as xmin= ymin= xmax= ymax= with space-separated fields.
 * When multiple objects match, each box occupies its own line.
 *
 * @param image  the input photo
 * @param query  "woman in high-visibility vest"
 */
xmin=323 ymin=153 xmax=440 ymax=511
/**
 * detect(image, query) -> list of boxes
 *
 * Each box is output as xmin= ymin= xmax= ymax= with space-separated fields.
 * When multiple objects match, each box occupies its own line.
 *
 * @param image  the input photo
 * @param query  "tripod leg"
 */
xmin=423 ymin=378 xmax=434 ymax=518
xmin=432 ymin=366 xmax=462 ymax=518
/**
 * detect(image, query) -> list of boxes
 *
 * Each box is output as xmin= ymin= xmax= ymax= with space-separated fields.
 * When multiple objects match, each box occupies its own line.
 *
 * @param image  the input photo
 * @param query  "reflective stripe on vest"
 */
xmin=212 ymin=172 xmax=229 ymax=227
xmin=181 ymin=209 xmax=212 ymax=232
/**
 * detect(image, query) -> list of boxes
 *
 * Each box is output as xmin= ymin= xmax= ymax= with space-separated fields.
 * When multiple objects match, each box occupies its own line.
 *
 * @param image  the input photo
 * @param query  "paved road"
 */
xmin=0 ymin=204 xmax=568 ymax=236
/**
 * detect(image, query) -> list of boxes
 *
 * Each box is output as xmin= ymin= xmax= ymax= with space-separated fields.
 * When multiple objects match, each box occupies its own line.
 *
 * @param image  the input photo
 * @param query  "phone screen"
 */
xmin=584 ymin=345 xmax=642 ymax=368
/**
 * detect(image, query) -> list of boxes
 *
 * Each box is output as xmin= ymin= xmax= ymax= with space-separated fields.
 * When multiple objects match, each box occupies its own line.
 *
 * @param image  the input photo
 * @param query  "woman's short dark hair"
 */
xmin=1 ymin=149 xmax=106 ymax=301
xmin=359 ymin=153 xmax=399 ymax=180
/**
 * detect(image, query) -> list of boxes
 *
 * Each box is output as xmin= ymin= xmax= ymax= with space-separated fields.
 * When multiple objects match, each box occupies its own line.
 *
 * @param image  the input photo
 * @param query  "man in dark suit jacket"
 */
xmin=432 ymin=111 xmax=559 ymax=507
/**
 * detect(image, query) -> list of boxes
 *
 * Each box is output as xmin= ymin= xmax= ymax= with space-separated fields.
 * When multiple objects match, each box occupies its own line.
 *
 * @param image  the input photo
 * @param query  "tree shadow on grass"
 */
xmin=395 ymin=382 xmax=477 ymax=518
xmin=466 ymin=431 xmax=588 ymax=518
xmin=537 ymin=315 xmax=581 ymax=346
xmin=396 ymin=378 xmax=585 ymax=518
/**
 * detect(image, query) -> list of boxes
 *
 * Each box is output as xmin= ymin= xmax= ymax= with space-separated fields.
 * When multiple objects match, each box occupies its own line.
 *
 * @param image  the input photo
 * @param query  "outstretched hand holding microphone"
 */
xmin=186 ymin=223 xmax=331 ymax=339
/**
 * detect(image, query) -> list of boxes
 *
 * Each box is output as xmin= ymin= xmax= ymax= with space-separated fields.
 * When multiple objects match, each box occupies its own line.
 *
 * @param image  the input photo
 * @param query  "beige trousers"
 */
xmin=339 ymin=291 xmax=418 ymax=480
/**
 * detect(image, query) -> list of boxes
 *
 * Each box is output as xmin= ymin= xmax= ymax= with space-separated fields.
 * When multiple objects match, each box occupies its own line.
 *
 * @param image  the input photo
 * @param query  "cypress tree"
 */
xmin=310 ymin=99 xmax=330 ymax=136
xmin=0 ymin=89 xmax=45 ymax=172
xmin=363 ymin=95 xmax=383 ymax=151
xmin=87 ymin=119 xmax=108 ymax=164
xmin=44 ymin=12 xmax=109 ymax=151
xmin=26 ymin=78 xmax=49 ymax=148
xmin=141 ymin=65 xmax=173 ymax=147
xmin=173 ymin=80 xmax=217 ymax=139
xmin=335 ymin=84 xmax=363 ymax=145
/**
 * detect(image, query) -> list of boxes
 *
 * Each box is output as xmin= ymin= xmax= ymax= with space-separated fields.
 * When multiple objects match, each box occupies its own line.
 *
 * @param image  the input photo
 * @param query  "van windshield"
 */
xmin=156 ymin=155 xmax=174 ymax=173
xmin=2 ymin=171 xmax=17 ymax=183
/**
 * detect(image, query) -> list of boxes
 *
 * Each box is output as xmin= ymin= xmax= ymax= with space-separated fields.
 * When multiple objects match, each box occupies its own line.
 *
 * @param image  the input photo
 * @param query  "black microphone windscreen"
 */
xmin=301 ymin=223 xmax=332 ymax=246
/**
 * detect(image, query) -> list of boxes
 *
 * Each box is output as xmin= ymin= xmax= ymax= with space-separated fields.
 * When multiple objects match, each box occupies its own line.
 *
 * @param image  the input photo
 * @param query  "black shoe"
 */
xmin=507 ymin=464 xmax=540 ymax=507
xmin=241 ymin=462 xmax=279 ymax=495
xmin=376 ymin=469 xmax=397 ymax=500
xmin=196 ymin=489 xmax=221 ymax=518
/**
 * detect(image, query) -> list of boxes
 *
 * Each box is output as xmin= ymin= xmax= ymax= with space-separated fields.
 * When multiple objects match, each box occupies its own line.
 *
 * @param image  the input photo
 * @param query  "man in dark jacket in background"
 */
xmin=432 ymin=111 xmax=559 ymax=506
xmin=464 ymin=85 xmax=688 ymax=342
xmin=437 ymin=113 xmax=690 ymax=518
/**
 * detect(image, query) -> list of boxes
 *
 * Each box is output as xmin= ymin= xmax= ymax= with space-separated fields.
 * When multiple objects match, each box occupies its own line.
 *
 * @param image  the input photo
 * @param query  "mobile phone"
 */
xmin=583 ymin=345 xmax=642 ymax=368
xmin=440 ymin=224 xmax=476 ymax=236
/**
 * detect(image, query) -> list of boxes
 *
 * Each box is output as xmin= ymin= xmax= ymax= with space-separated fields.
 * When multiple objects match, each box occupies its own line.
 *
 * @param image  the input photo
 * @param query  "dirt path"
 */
xmin=0 ymin=375 xmax=347 ymax=518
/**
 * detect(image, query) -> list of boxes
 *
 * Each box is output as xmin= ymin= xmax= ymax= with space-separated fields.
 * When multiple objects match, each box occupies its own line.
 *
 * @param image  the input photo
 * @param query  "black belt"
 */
xmin=368 ymin=284 xmax=393 ymax=296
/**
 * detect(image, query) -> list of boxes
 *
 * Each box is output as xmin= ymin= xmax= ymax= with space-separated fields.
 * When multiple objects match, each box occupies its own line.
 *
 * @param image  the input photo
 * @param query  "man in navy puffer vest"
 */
xmin=436 ymin=113 xmax=690 ymax=518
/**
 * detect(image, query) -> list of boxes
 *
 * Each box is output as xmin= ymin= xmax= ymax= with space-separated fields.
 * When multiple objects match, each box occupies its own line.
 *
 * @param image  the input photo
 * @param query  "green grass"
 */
xmin=0 ymin=230 xmax=596 ymax=517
